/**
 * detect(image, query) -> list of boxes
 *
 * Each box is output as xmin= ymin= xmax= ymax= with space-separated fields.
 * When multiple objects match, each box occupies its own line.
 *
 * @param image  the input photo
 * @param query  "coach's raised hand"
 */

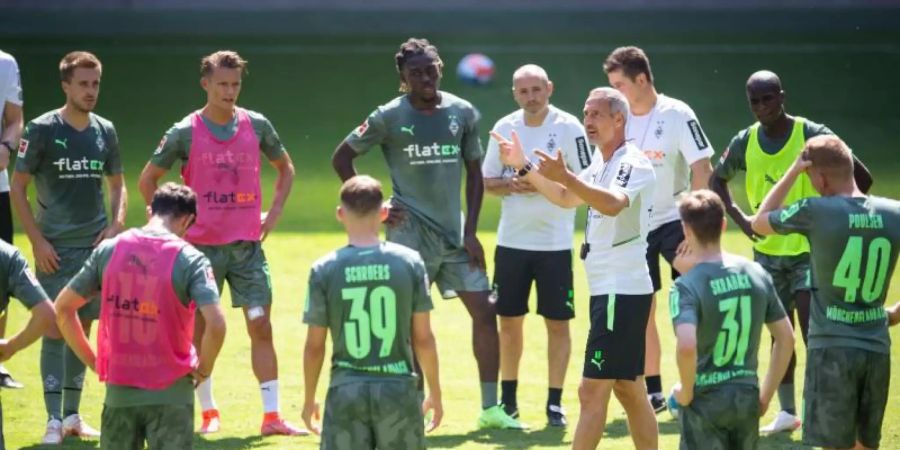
xmin=534 ymin=149 xmax=571 ymax=184
xmin=490 ymin=130 xmax=527 ymax=170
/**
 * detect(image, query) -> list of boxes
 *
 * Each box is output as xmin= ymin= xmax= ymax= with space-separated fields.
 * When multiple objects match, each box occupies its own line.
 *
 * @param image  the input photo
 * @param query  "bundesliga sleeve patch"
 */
xmin=718 ymin=147 xmax=730 ymax=165
xmin=615 ymin=163 xmax=633 ymax=187
xmin=17 ymin=138 xmax=28 ymax=157
xmin=353 ymin=119 xmax=370 ymax=137
xmin=575 ymin=136 xmax=591 ymax=169
xmin=687 ymin=120 xmax=709 ymax=150
xmin=153 ymin=135 xmax=167 ymax=155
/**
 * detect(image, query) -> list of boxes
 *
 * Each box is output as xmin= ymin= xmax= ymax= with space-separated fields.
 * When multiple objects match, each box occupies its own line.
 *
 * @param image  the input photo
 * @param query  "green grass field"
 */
xmin=1 ymin=16 xmax=900 ymax=448
xmin=3 ymin=231 xmax=900 ymax=449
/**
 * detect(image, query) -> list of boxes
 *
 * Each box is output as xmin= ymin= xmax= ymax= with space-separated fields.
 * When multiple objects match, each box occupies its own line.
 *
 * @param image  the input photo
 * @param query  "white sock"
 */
xmin=260 ymin=380 xmax=279 ymax=414
xmin=197 ymin=378 xmax=217 ymax=412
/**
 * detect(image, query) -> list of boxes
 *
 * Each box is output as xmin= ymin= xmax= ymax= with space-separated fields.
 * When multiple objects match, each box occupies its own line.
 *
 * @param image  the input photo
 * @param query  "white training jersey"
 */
xmin=578 ymin=142 xmax=655 ymax=296
xmin=483 ymin=105 xmax=592 ymax=251
xmin=0 ymin=51 xmax=22 ymax=193
xmin=625 ymin=94 xmax=713 ymax=231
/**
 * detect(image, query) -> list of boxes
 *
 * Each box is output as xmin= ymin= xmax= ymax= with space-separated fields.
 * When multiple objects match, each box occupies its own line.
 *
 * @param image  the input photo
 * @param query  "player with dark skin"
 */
xmin=332 ymin=50 xmax=502 ymax=412
xmin=710 ymin=71 xmax=873 ymax=241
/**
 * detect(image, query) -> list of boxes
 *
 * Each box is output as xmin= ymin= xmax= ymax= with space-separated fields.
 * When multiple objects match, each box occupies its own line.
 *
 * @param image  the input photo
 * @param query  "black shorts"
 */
xmin=583 ymin=294 xmax=652 ymax=380
xmin=492 ymin=246 xmax=574 ymax=320
xmin=647 ymin=220 xmax=683 ymax=292
xmin=0 ymin=191 xmax=9 ymax=313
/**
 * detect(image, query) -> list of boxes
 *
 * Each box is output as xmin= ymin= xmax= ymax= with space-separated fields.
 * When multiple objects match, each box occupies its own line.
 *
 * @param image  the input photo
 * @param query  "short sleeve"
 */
xmin=255 ymin=115 xmax=286 ymax=161
xmin=768 ymin=198 xmax=815 ymax=236
xmin=15 ymin=122 xmax=44 ymax=174
xmin=7 ymin=251 xmax=47 ymax=308
xmin=149 ymin=125 xmax=187 ymax=170
xmin=712 ymin=132 xmax=748 ymax=182
xmin=564 ymin=122 xmax=592 ymax=174
xmin=610 ymin=158 xmax=655 ymax=205
xmin=3 ymin=58 xmax=22 ymax=106
xmin=670 ymin=282 xmax=699 ymax=327
xmin=103 ymin=123 xmax=124 ymax=175
xmin=182 ymin=250 xmax=219 ymax=307
xmin=481 ymin=121 xmax=506 ymax=178
xmin=344 ymin=108 xmax=389 ymax=155
xmin=461 ymin=107 xmax=483 ymax=162
xmin=411 ymin=257 xmax=433 ymax=313
xmin=303 ymin=266 xmax=328 ymax=326
xmin=66 ymin=246 xmax=104 ymax=299
xmin=677 ymin=107 xmax=715 ymax=165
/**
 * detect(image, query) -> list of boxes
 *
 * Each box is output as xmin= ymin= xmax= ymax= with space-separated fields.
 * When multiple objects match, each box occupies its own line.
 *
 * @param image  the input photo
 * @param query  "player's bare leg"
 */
xmin=499 ymin=315 xmax=524 ymax=413
xmin=245 ymin=305 xmax=307 ymax=436
xmin=613 ymin=377 xmax=659 ymax=450
xmin=644 ymin=295 xmax=664 ymax=412
xmin=545 ymin=318 xmax=570 ymax=426
xmin=193 ymin=310 xmax=220 ymax=433
xmin=572 ymin=378 xmax=614 ymax=449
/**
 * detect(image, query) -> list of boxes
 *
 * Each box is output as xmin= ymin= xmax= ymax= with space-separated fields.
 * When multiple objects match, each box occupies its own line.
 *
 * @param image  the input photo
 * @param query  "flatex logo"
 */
xmin=53 ymin=157 xmax=105 ymax=179
xmin=402 ymin=142 xmax=461 ymax=166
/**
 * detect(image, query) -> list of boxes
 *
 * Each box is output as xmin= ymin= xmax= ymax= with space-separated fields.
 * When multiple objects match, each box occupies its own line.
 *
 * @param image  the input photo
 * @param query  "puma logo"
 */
xmin=55 ymin=138 xmax=68 ymax=149
xmin=400 ymin=125 xmax=415 ymax=136
xmin=764 ymin=174 xmax=778 ymax=185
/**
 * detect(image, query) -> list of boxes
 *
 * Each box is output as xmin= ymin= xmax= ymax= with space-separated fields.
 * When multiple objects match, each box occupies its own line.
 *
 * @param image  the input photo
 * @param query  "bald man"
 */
xmin=483 ymin=64 xmax=591 ymax=427
xmin=710 ymin=70 xmax=873 ymax=434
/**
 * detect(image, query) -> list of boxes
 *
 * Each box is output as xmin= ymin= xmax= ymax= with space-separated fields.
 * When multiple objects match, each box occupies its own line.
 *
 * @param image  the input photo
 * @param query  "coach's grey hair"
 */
xmin=512 ymin=64 xmax=549 ymax=84
xmin=588 ymin=87 xmax=630 ymax=123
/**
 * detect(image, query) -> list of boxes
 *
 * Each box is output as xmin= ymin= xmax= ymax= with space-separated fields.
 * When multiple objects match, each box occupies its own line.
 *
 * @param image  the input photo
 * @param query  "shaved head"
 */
xmin=746 ymin=70 xmax=782 ymax=94
xmin=512 ymin=64 xmax=549 ymax=84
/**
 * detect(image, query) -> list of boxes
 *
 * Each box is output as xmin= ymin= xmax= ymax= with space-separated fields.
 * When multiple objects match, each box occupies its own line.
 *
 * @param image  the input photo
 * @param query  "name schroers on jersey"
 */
xmin=345 ymin=264 xmax=391 ymax=283
xmin=53 ymin=157 xmax=105 ymax=179
xmin=402 ymin=143 xmax=460 ymax=166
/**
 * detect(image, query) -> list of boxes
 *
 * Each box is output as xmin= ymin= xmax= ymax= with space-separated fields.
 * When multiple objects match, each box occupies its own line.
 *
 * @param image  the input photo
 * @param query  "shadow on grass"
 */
xmin=601 ymin=416 xmax=680 ymax=439
xmin=428 ymin=425 xmax=567 ymax=449
xmin=18 ymin=435 xmax=267 ymax=450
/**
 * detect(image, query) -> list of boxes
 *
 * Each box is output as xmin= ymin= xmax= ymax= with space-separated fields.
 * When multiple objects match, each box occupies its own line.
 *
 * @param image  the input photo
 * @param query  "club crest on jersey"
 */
xmin=17 ymin=138 xmax=28 ymax=157
xmin=546 ymin=133 xmax=557 ymax=153
xmin=615 ymin=163 xmax=632 ymax=187
xmin=96 ymin=134 xmax=106 ymax=152
xmin=654 ymin=121 xmax=664 ymax=139
xmin=448 ymin=115 xmax=460 ymax=136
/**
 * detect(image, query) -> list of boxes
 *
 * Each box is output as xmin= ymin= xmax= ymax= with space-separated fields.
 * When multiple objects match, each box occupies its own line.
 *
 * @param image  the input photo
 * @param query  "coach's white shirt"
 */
xmin=626 ymin=94 xmax=713 ymax=231
xmin=484 ymin=105 xmax=592 ymax=251
xmin=579 ymin=142 xmax=655 ymax=296
xmin=0 ymin=51 xmax=22 ymax=194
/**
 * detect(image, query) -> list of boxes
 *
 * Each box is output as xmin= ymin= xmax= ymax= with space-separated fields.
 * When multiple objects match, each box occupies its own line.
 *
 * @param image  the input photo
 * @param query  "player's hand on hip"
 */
xmin=672 ymin=382 xmax=693 ymax=407
xmin=463 ymin=234 xmax=486 ymax=271
xmin=301 ymin=401 xmax=322 ymax=436
xmin=93 ymin=221 xmax=124 ymax=246
xmin=190 ymin=369 xmax=209 ymax=388
xmin=33 ymin=237 xmax=60 ymax=274
xmin=423 ymin=395 xmax=443 ymax=432
xmin=535 ymin=148 xmax=571 ymax=184
xmin=260 ymin=210 xmax=281 ymax=241
xmin=489 ymin=130 xmax=528 ymax=170
xmin=886 ymin=302 xmax=900 ymax=327
xmin=383 ymin=200 xmax=406 ymax=227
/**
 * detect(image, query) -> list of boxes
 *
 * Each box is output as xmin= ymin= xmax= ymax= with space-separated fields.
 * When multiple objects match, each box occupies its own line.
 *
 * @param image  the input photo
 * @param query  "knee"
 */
xmin=545 ymin=320 xmax=570 ymax=339
xmin=247 ymin=316 xmax=273 ymax=342
xmin=578 ymin=381 xmax=611 ymax=411
xmin=613 ymin=381 xmax=646 ymax=408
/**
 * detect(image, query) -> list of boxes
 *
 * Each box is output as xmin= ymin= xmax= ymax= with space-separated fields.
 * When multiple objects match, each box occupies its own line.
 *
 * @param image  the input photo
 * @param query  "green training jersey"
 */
xmin=66 ymin=228 xmax=220 ymax=407
xmin=304 ymin=242 xmax=433 ymax=387
xmin=769 ymin=195 xmax=900 ymax=354
xmin=670 ymin=255 xmax=787 ymax=389
xmin=15 ymin=111 xmax=124 ymax=248
xmin=0 ymin=240 xmax=48 ymax=311
xmin=149 ymin=109 xmax=286 ymax=170
xmin=344 ymin=92 xmax=483 ymax=246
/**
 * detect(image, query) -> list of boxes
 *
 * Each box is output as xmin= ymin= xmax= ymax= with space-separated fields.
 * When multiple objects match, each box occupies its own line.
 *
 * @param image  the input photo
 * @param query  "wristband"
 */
xmin=516 ymin=162 xmax=534 ymax=177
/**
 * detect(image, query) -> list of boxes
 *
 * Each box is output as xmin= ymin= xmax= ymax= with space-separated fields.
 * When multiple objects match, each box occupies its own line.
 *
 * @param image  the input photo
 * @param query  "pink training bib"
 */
xmin=97 ymin=229 xmax=197 ymax=390
xmin=182 ymin=108 xmax=262 ymax=245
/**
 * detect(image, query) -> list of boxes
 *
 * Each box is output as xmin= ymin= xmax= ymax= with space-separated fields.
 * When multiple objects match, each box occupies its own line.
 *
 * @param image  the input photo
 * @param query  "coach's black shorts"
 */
xmin=583 ymin=294 xmax=652 ymax=380
xmin=492 ymin=246 xmax=574 ymax=320
xmin=647 ymin=220 xmax=683 ymax=292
